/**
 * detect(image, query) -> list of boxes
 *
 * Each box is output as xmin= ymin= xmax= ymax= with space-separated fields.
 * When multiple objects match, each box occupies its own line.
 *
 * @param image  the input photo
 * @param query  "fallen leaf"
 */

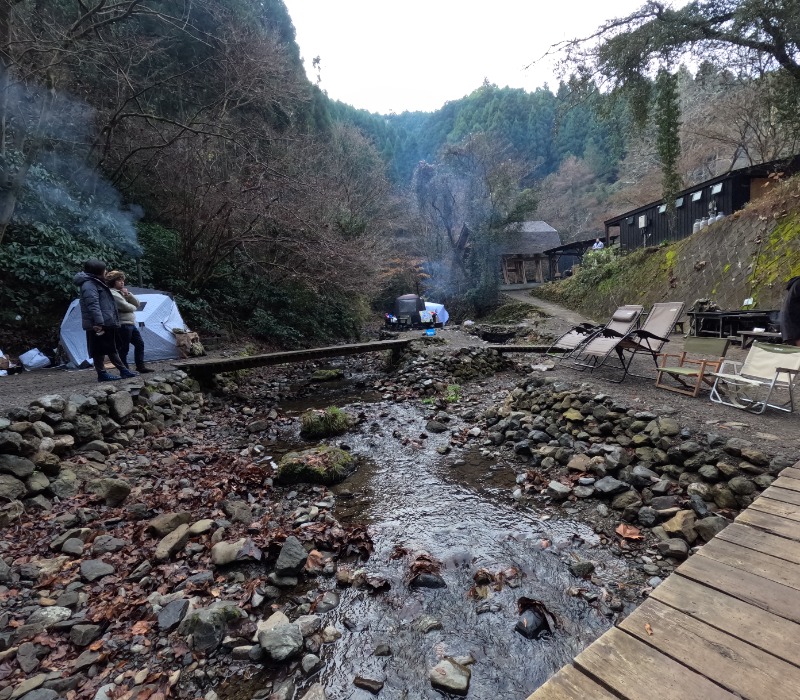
xmin=615 ymin=523 xmax=644 ymax=540
xmin=131 ymin=620 xmax=152 ymax=635
xmin=645 ymin=623 xmax=653 ymax=636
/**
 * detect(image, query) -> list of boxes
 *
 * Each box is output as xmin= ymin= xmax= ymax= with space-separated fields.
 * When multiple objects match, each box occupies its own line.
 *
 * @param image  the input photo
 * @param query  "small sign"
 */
xmin=425 ymin=328 xmax=436 ymax=336
xmin=743 ymin=297 xmax=753 ymax=306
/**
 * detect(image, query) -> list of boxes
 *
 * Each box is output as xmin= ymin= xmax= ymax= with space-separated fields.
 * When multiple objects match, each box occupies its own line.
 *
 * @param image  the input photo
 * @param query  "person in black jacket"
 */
xmin=780 ymin=276 xmax=800 ymax=346
xmin=73 ymin=259 xmax=138 ymax=382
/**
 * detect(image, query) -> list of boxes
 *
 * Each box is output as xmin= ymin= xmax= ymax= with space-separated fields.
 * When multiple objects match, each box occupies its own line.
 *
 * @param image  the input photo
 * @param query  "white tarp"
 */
xmin=424 ymin=302 xmax=449 ymax=325
xmin=60 ymin=293 xmax=188 ymax=367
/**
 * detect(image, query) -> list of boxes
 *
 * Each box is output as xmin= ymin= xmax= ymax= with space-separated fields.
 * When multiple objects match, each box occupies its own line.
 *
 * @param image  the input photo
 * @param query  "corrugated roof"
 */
xmin=497 ymin=221 xmax=561 ymax=256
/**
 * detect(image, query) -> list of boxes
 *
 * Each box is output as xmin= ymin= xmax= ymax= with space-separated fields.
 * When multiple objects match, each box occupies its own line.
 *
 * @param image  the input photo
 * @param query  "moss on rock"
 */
xmin=276 ymin=446 xmax=355 ymax=485
xmin=299 ymin=407 xmax=352 ymax=439
xmin=311 ymin=368 xmax=344 ymax=381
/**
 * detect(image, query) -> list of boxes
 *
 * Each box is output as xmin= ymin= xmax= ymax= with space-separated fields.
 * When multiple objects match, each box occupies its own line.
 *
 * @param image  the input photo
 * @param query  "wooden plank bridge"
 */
xmin=173 ymin=339 xmax=411 ymax=380
xmin=529 ymin=461 xmax=800 ymax=700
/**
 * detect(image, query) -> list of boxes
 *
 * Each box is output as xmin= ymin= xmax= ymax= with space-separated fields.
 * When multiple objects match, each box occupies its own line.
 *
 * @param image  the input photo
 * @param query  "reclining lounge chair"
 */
xmin=546 ymin=305 xmax=642 ymax=360
xmin=709 ymin=342 xmax=800 ymax=414
xmin=574 ymin=302 xmax=685 ymax=382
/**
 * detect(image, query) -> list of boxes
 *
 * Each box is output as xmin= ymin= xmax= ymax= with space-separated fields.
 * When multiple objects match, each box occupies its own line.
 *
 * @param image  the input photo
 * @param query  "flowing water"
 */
xmin=222 ymin=377 xmax=635 ymax=699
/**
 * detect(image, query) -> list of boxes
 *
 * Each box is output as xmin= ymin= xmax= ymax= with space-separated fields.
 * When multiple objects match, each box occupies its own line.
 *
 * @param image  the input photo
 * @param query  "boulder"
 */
xmin=276 ymin=446 xmax=355 ymax=485
xmin=154 ymin=524 xmax=190 ymax=561
xmin=107 ymin=392 xmax=134 ymax=420
xmin=662 ymin=510 xmax=697 ymax=543
xmin=0 ymin=454 xmax=36 ymax=479
xmin=148 ymin=512 xmax=192 ymax=537
xmin=179 ymin=601 xmax=245 ymax=652
xmin=0 ymin=474 xmax=26 ymax=501
xmin=695 ymin=515 xmax=730 ymax=542
xmin=656 ymin=538 xmax=689 ymax=560
xmin=87 ymin=478 xmax=131 ymax=506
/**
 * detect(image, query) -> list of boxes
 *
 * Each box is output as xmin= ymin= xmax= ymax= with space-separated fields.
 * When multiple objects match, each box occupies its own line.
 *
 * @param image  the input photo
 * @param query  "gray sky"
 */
xmin=282 ymin=0 xmax=646 ymax=114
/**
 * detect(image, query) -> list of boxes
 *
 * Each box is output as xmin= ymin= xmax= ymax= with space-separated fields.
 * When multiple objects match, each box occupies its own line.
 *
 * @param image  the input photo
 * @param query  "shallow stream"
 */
xmin=224 ymin=377 xmax=636 ymax=699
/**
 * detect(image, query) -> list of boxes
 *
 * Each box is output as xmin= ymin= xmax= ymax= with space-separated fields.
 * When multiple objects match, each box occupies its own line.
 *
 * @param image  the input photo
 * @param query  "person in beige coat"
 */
xmin=106 ymin=270 xmax=153 ymax=373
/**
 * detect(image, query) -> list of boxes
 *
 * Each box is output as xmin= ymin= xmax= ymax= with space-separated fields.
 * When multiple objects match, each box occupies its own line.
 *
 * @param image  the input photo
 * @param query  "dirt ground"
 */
xmin=1 ymin=300 xmax=798 ymax=462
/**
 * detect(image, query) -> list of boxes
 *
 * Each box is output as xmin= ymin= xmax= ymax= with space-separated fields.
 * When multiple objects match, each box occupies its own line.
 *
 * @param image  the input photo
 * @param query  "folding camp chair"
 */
xmin=655 ymin=336 xmax=730 ymax=397
xmin=571 ymin=305 xmax=647 ymax=375
xmin=578 ymin=302 xmax=686 ymax=382
xmin=545 ymin=305 xmax=641 ymax=360
xmin=709 ymin=342 xmax=800 ymax=414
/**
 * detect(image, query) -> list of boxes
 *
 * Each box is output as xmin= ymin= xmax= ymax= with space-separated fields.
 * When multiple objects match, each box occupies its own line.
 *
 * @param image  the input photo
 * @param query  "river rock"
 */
xmin=0 ymin=474 xmax=26 ymax=501
xmin=70 ymin=624 xmax=102 ymax=646
xmin=148 ymin=512 xmax=192 ymax=537
xmin=275 ymin=536 xmax=308 ymax=575
xmin=409 ymin=573 xmax=446 ymax=588
xmin=211 ymin=538 xmax=247 ymax=566
xmin=662 ymin=510 xmax=697 ymax=542
xmin=569 ymin=560 xmax=595 ymax=578
xmin=155 ymin=524 xmax=190 ymax=561
xmin=0 ymin=454 xmax=36 ymax=479
xmin=594 ymin=476 xmax=628 ymax=496
xmin=515 ymin=609 xmax=548 ymax=639
xmin=299 ymin=684 xmax=326 ymax=700
xmin=276 ymin=446 xmax=354 ymax=485
xmin=0 ymin=430 xmax=23 ymax=454
xmin=547 ymin=480 xmax=571 ymax=500
xmin=158 ymin=598 xmax=190 ymax=631
xmin=180 ymin=601 xmax=245 ymax=652
xmin=656 ymin=538 xmax=689 ymax=560
xmin=258 ymin=622 xmax=303 ymax=661
xmin=80 ymin=559 xmax=115 ymax=582
xmin=26 ymin=605 xmax=71 ymax=628
xmin=728 ymin=476 xmax=756 ymax=495
xmin=695 ymin=515 xmax=730 ymax=542
xmin=49 ymin=469 xmax=79 ymax=499
xmin=611 ymin=490 xmax=641 ymax=510
xmin=315 ymin=590 xmax=340 ymax=613
xmin=301 ymin=653 xmax=323 ymax=674
xmin=87 ymin=478 xmax=131 ymax=506
xmin=107 ymin=392 xmax=134 ymax=420
xmin=354 ymin=676 xmax=384 ymax=694
xmin=430 ymin=657 xmax=471 ymax=695
xmin=425 ymin=421 xmax=447 ymax=434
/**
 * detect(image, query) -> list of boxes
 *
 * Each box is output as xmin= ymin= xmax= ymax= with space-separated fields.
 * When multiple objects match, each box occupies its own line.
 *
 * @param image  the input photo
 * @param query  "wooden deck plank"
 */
xmin=675 ymin=553 xmax=800 ymax=624
xmin=781 ymin=466 xmax=800 ymax=481
xmin=650 ymin=573 xmax=800 ymax=667
xmin=572 ymin=627 xmax=738 ymax=700
xmin=621 ymin=597 xmax=800 ymax=698
xmin=718 ymin=522 xmax=800 ymax=564
xmin=761 ymin=485 xmax=800 ymax=507
xmin=748 ymin=496 xmax=800 ymax=523
xmin=697 ymin=537 xmax=800 ymax=591
xmin=736 ymin=507 xmax=800 ymax=542
xmin=525 ymin=664 xmax=618 ymax=700
xmin=771 ymin=475 xmax=800 ymax=493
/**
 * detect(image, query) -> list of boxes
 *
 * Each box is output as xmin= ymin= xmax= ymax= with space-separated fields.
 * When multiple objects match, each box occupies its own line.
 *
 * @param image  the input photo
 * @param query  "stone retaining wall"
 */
xmin=0 ymin=372 xmax=204 ymax=525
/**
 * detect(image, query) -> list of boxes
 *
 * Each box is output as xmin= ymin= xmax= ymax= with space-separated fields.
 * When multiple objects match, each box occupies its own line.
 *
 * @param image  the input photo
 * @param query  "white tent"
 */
xmin=425 ymin=302 xmax=449 ymax=325
xmin=60 ymin=291 xmax=188 ymax=367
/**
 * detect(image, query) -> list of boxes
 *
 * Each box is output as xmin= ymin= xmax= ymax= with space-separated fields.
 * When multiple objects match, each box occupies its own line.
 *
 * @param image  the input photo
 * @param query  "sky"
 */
xmin=282 ymin=0 xmax=647 ymax=114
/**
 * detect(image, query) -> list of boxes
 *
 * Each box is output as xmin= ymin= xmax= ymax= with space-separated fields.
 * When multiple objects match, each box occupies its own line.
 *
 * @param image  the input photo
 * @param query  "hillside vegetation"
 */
xmin=533 ymin=175 xmax=800 ymax=320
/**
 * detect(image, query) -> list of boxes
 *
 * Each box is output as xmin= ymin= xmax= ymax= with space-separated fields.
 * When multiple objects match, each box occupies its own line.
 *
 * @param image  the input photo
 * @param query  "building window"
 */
xmin=711 ymin=183 xmax=723 ymax=195
xmin=626 ymin=217 xmax=634 ymax=226
xmin=676 ymin=197 xmax=684 ymax=208
xmin=658 ymin=204 xmax=667 ymax=214
xmin=691 ymin=191 xmax=702 ymax=202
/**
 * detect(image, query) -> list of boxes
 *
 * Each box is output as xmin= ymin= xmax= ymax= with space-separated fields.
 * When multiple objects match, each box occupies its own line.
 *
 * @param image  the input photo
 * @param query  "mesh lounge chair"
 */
xmin=571 ymin=304 xmax=657 ymax=376
xmin=655 ymin=336 xmax=730 ymax=397
xmin=545 ymin=306 xmax=642 ymax=360
xmin=709 ymin=342 xmax=800 ymax=414
xmin=574 ymin=302 xmax=685 ymax=382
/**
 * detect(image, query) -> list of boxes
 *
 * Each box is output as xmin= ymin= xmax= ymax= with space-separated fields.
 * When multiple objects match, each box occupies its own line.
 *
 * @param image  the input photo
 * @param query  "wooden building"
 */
xmin=498 ymin=221 xmax=560 ymax=284
xmin=604 ymin=155 xmax=800 ymax=250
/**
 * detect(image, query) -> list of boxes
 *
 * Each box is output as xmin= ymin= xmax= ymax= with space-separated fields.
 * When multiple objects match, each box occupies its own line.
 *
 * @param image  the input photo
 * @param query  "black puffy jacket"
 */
xmin=780 ymin=276 xmax=800 ymax=343
xmin=73 ymin=272 xmax=120 ymax=330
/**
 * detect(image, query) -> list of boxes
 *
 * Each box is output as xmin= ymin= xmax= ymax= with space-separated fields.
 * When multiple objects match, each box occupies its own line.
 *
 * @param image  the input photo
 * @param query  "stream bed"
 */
xmin=223 ymin=376 xmax=638 ymax=700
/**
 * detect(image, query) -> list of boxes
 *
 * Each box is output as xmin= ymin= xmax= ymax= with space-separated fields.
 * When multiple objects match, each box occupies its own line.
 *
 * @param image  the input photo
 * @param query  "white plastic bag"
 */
xmin=19 ymin=348 xmax=51 ymax=370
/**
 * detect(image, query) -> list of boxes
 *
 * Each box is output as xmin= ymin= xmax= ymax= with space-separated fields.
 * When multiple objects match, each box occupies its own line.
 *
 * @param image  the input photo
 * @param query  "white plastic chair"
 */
xmin=709 ymin=342 xmax=800 ymax=414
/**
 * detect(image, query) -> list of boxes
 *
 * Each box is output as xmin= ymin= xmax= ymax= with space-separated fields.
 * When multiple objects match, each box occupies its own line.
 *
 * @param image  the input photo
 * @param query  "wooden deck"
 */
xmin=529 ymin=462 xmax=800 ymax=700
xmin=173 ymin=339 xmax=411 ymax=379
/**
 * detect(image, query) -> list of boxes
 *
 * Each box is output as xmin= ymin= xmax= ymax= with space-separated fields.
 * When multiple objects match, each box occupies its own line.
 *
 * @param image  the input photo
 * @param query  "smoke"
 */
xmin=2 ymin=73 xmax=143 ymax=256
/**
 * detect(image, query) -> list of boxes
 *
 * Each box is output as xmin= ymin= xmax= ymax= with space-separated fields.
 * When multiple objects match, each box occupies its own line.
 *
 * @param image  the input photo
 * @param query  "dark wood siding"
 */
xmin=605 ymin=155 xmax=800 ymax=250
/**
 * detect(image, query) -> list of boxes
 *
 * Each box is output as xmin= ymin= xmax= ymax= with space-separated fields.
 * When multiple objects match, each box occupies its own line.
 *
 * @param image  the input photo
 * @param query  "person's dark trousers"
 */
xmin=86 ymin=328 xmax=126 ymax=376
xmin=131 ymin=326 xmax=146 ymax=370
xmin=115 ymin=324 xmax=134 ymax=368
